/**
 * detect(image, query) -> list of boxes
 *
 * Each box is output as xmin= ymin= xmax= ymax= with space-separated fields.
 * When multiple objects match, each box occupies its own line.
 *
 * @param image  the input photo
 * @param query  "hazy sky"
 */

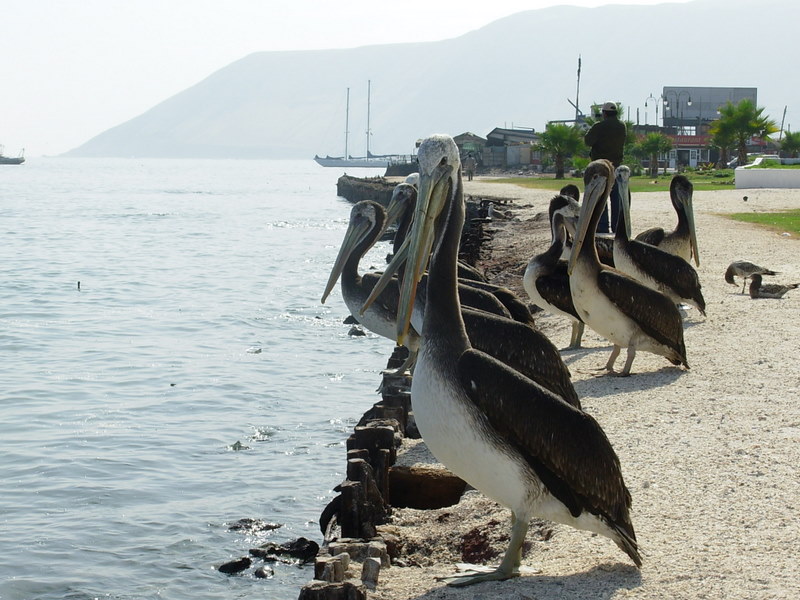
xmin=1 ymin=0 xmax=690 ymax=157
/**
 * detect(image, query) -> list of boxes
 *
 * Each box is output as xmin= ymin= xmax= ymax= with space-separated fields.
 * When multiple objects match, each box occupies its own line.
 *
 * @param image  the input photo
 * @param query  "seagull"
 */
xmin=749 ymin=273 xmax=798 ymax=299
xmin=725 ymin=260 xmax=779 ymax=293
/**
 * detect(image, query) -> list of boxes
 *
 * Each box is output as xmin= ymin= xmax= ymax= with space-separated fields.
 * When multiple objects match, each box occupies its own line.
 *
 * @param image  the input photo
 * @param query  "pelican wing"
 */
xmin=634 ymin=226 xmax=665 ymax=247
xmin=598 ymin=269 xmax=686 ymax=354
xmin=457 ymin=348 xmax=633 ymax=526
xmin=534 ymin=265 xmax=580 ymax=319
xmin=624 ymin=240 xmax=705 ymax=312
xmin=360 ymin=272 xmax=402 ymax=319
xmin=460 ymin=307 xmax=579 ymax=409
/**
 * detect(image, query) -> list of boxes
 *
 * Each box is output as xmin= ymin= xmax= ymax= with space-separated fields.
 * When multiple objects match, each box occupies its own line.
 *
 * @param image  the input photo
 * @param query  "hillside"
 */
xmin=65 ymin=0 xmax=798 ymax=159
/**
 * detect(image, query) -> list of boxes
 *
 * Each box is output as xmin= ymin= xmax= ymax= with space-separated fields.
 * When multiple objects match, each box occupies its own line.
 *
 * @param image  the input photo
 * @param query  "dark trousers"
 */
xmin=597 ymin=180 xmax=621 ymax=234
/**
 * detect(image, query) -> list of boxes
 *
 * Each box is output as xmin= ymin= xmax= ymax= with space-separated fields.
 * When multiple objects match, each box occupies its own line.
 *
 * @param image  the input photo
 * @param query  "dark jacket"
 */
xmin=584 ymin=116 xmax=627 ymax=167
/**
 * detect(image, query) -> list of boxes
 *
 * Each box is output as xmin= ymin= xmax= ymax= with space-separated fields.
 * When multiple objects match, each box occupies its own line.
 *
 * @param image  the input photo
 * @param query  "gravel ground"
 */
xmin=367 ymin=178 xmax=800 ymax=600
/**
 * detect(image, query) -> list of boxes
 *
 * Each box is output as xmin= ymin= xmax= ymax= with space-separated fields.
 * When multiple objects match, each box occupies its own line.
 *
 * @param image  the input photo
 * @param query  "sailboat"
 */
xmin=0 ymin=145 xmax=25 ymax=165
xmin=314 ymin=81 xmax=397 ymax=168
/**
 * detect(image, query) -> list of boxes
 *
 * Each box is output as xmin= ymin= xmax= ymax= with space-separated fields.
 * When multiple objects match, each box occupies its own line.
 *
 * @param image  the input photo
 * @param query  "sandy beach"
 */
xmin=366 ymin=177 xmax=800 ymax=600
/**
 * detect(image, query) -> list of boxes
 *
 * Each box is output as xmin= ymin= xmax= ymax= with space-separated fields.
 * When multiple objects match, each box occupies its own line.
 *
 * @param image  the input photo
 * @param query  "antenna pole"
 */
xmin=575 ymin=55 xmax=581 ymax=121
xmin=779 ymin=105 xmax=787 ymax=142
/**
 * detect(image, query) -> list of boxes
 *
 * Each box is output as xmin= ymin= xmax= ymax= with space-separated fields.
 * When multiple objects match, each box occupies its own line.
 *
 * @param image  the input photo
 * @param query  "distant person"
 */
xmin=584 ymin=102 xmax=626 ymax=233
xmin=464 ymin=153 xmax=477 ymax=181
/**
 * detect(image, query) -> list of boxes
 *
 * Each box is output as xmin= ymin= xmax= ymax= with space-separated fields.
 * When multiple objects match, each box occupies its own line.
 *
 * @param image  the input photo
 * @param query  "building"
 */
xmin=483 ymin=127 xmax=542 ymax=169
xmin=453 ymin=132 xmax=487 ymax=163
xmin=649 ymin=86 xmax=759 ymax=168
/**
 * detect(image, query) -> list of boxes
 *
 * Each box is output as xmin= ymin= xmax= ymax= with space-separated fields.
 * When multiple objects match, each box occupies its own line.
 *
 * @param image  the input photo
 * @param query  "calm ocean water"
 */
xmin=0 ymin=158 xmax=394 ymax=600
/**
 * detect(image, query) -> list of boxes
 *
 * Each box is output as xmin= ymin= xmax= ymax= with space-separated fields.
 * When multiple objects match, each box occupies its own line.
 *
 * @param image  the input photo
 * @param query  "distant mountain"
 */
xmin=65 ymin=0 xmax=798 ymax=159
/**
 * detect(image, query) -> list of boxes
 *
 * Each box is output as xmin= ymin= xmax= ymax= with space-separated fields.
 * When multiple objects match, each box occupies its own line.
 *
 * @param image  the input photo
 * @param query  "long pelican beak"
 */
xmin=568 ymin=171 xmax=609 ymax=276
xmin=321 ymin=213 xmax=374 ymax=304
xmin=395 ymin=162 xmax=454 ymax=345
xmin=359 ymin=238 xmax=409 ymax=315
xmin=615 ymin=166 xmax=632 ymax=239
xmin=683 ymin=185 xmax=699 ymax=267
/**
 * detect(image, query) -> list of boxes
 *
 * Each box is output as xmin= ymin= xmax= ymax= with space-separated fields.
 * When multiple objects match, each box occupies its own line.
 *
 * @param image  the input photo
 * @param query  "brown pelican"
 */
xmin=611 ymin=166 xmax=706 ymax=316
xmin=522 ymin=196 xmax=585 ymax=349
xmin=749 ymin=273 xmax=798 ymax=299
xmin=394 ymin=135 xmax=640 ymax=585
xmin=568 ymin=160 xmax=688 ymax=376
xmin=322 ymin=200 xmax=421 ymax=371
xmin=634 ymin=175 xmax=699 ymax=266
xmin=725 ymin=260 xmax=779 ymax=293
xmin=329 ymin=201 xmax=578 ymax=405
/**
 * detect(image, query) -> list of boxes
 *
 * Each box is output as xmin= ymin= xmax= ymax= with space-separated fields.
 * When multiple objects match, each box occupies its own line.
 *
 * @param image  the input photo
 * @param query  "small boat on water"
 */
xmin=0 ymin=145 xmax=25 ymax=165
xmin=315 ymin=81 xmax=404 ymax=169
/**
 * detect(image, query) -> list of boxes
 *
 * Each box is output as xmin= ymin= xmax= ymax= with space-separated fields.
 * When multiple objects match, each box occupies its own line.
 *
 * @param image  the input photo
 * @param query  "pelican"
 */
xmin=568 ymin=160 xmax=688 ymax=376
xmin=725 ymin=260 xmax=778 ymax=293
xmin=327 ymin=201 xmax=578 ymax=404
xmin=634 ymin=175 xmax=699 ymax=266
xmin=322 ymin=198 xmax=509 ymax=339
xmin=749 ymin=273 xmax=798 ymax=299
xmin=522 ymin=196 xmax=585 ymax=349
xmin=394 ymin=135 xmax=640 ymax=586
xmin=555 ymin=192 xmax=615 ymax=267
xmin=322 ymin=200 xmax=421 ymax=371
xmin=611 ymin=166 xmax=706 ymax=316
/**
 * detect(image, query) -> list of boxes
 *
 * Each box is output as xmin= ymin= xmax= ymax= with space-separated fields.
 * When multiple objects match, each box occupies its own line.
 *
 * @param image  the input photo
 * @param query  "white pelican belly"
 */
xmin=410 ymin=347 xmax=539 ymax=518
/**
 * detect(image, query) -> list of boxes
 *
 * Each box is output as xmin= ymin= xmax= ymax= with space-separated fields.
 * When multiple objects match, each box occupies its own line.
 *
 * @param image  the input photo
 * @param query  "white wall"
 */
xmin=735 ymin=159 xmax=800 ymax=189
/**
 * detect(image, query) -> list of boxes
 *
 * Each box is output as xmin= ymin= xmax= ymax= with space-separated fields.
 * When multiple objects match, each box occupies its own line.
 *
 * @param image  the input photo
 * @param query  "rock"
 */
xmin=347 ymin=325 xmax=366 ymax=337
xmin=367 ymin=540 xmax=390 ymax=567
xmin=217 ymin=556 xmax=251 ymax=574
xmin=361 ymin=557 xmax=382 ymax=589
xmin=315 ymin=553 xmax=351 ymax=582
xmin=298 ymin=579 xmax=367 ymax=600
xmin=228 ymin=517 xmax=282 ymax=533
xmin=388 ymin=464 xmax=467 ymax=509
xmin=253 ymin=537 xmax=320 ymax=563
xmin=254 ymin=565 xmax=274 ymax=578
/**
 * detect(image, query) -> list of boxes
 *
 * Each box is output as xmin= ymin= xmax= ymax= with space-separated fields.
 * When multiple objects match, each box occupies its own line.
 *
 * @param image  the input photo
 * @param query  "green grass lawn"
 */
xmin=727 ymin=209 xmax=800 ymax=236
xmin=748 ymin=160 xmax=800 ymax=169
xmin=485 ymin=171 xmax=735 ymax=193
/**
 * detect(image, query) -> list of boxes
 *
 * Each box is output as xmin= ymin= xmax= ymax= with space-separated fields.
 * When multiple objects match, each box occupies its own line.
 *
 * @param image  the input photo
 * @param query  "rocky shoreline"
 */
xmin=299 ymin=177 xmax=800 ymax=600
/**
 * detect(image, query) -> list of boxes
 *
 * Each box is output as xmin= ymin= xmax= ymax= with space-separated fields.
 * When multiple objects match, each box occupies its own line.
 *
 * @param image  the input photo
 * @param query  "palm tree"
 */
xmin=709 ymin=99 xmax=778 ymax=167
xmin=710 ymin=120 xmax=736 ymax=168
xmin=638 ymin=133 xmax=673 ymax=177
xmin=537 ymin=122 xmax=585 ymax=179
xmin=780 ymin=130 xmax=800 ymax=158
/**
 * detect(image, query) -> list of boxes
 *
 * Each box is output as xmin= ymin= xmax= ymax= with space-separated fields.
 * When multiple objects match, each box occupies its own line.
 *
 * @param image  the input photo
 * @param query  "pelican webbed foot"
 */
xmin=562 ymin=321 xmax=585 ymax=350
xmin=599 ymin=345 xmax=634 ymax=377
xmin=438 ymin=564 xmax=520 ymax=587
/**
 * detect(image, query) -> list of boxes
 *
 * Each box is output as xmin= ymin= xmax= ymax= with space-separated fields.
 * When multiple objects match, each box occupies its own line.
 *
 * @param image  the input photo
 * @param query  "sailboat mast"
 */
xmin=366 ymin=80 xmax=371 ymax=159
xmin=345 ymin=87 xmax=350 ymax=159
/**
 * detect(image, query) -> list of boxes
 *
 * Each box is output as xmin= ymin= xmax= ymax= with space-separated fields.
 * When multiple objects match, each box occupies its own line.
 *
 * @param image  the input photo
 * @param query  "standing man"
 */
xmin=584 ymin=102 xmax=627 ymax=233
xmin=464 ymin=153 xmax=477 ymax=181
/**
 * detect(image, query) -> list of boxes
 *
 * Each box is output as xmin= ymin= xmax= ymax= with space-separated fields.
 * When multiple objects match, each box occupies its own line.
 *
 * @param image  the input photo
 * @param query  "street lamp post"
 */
xmin=663 ymin=90 xmax=692 ymax=134
xmin=645 ymin=93 xmax=660 ymax=127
